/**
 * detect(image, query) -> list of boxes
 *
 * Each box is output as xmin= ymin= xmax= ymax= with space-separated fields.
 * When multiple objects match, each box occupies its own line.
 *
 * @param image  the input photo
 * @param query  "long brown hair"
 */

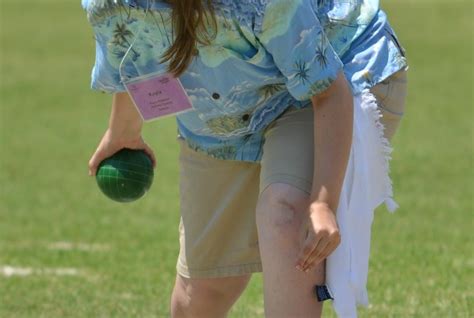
xmin=161 ymin=0 xmax=217 ymax=77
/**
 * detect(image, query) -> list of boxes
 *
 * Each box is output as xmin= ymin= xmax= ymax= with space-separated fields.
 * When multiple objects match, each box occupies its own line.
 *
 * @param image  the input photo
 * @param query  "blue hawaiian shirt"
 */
xmin=83 ymin=0 xmax=407 ymax=162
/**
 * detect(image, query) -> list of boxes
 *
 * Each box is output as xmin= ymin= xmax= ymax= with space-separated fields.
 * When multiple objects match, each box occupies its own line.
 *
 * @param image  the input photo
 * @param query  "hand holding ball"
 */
xmin=96 ymin=149 xmax=154 ymax=203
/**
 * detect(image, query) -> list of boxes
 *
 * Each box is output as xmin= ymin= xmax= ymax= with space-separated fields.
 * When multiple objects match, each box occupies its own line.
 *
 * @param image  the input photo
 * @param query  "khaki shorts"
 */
xmin=371 ymin=69 xmax=408 ymax=140
xmin=176 ymin=70 xmax=407 ymax=278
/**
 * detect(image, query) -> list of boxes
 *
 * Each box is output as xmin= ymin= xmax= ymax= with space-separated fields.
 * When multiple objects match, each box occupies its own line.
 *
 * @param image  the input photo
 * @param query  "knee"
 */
xmin=171 ymin=275 xmax=250 ymax=318
xmin=256 ymin=184 xmax=309 ymax=239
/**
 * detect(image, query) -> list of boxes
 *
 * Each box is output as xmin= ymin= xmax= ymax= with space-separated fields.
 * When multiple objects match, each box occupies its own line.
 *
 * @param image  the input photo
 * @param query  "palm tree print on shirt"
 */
xmin=89 ymin=1 xmax=167 ymax=63
xmin=258 ymin=83 xmax=286 ymax=99
xmin=111 ymin=22 xmax=140 ymax=61
xmin=205 ymin=112 xmax=252 ymax=135
xmin=294 ymin=60 xmax=310 ymax=85
xmin=315 ymin=36 xmax=329 ymax=69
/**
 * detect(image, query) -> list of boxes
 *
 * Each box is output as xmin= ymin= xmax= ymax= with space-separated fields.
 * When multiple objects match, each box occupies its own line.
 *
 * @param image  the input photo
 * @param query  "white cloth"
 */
xmin=327 ymin=91 xmax=398 ymax=318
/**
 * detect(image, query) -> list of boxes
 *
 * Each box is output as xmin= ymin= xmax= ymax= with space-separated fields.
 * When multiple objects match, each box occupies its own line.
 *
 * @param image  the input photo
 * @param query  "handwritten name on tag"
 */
xmin=124 ymin=73 xmax=193 ymax=122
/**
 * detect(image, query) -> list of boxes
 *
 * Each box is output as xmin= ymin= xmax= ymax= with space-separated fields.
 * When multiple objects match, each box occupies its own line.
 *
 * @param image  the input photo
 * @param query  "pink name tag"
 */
xmin=124 ymin=72 xmax=193 ymax=122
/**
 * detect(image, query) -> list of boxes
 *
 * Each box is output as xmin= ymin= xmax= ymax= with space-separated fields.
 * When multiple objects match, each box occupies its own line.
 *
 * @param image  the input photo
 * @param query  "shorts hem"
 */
xmin=177 ymin=262 xmax=262 ymax=279
xmin=260 ymin=174 xmax=312 ymax=195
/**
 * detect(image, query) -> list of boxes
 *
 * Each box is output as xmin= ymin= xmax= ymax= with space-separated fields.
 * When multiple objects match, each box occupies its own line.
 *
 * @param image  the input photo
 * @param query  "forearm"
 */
xmin=88 ymin=92 xmax=156 ymax=176
xmin=108 ymin=92 xmax=143 ymax=137
xmin=310 ymin=72 xmax=353 ymax=212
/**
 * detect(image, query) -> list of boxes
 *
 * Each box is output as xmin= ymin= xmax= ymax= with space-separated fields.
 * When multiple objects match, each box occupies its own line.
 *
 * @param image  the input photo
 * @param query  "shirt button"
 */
xmin=212 ymin=93 xmax=220 ymax=100
xmin=242 ymin=114 xmax=250 ymax=121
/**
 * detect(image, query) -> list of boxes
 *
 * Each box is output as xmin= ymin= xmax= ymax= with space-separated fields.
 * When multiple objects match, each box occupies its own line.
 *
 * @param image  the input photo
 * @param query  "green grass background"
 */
xmin=0 ymin=0 xmax=472 ymax=317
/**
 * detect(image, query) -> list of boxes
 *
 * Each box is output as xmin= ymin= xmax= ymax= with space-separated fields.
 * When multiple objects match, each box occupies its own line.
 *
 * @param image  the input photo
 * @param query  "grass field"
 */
xmin=0 ymin=0 xmax=472 ymax=317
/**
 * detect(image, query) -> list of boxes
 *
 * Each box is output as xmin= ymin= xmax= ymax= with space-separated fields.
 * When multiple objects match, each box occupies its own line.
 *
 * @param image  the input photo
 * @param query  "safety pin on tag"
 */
xmin=123 ymin=72 xmax=193 ymax=122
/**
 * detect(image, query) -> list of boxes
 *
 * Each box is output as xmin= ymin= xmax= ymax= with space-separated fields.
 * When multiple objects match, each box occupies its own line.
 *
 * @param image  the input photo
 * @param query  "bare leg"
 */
xmin=170 ymin=274 xmax=251 ymax=318
xmin=256 ymin=183 xmax=325 ymax=318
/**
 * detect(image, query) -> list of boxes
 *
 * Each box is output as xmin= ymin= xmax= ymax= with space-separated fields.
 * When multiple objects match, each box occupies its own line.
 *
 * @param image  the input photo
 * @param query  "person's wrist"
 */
xmin=106 ymin=125 xmax=142 ymax=143
xmin=309 ymin=201 xmax=334 ymax=215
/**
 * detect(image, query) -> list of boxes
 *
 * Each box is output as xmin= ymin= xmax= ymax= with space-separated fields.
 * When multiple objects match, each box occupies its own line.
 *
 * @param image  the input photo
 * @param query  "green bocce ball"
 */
xmin=96 ymin=149 xmax=154 ymax=203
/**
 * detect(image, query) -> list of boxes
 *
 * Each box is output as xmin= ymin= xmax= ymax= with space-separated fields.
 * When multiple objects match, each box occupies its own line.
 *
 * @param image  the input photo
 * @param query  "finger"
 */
xmin=296 ymin=232 xmax=321 ymax=270
xmin=88 ymin=152 xmax=101 ymax=176
xmin=303 ymin=238 xmax=330 ymax=271
xmin=307 ymin=239 xmax=341 ymax=270
xmin=88 ymin=148 xmax=111 ymax=176
xmin=143 ymin=144 xmax=157 ymax=168
xmin=322 ymin=237 xmax=341 ymax=260
xmin=128 ymin=141 xmax=156 ymax=168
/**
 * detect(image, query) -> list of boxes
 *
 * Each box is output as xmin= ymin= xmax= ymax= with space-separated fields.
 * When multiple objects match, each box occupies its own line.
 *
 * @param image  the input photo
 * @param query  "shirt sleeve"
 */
xmin=83 ymin=1 xmax=135 ymax=93
xmin=90 ymin=30 xmax=127 ymax=93
xmin=256 ymin=0 xmax=344 ymax=101
xmin=83 ymin=1 xmax=174 ymax=94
